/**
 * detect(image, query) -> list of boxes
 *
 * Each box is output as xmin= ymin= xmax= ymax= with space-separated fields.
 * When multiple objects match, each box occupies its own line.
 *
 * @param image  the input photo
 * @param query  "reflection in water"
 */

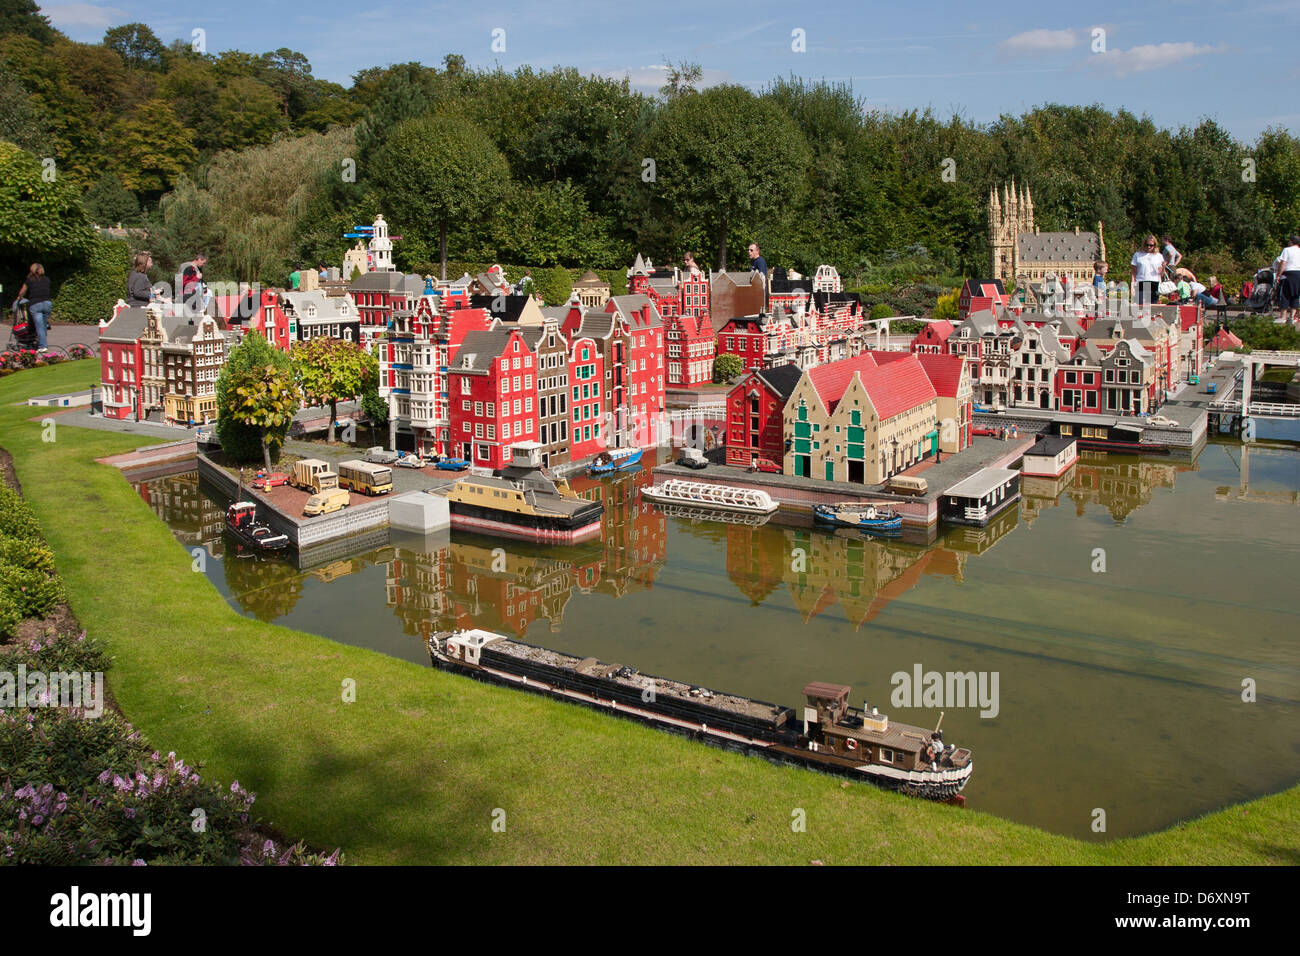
xmin=135 ymin=441 xmax=1300 ymax=839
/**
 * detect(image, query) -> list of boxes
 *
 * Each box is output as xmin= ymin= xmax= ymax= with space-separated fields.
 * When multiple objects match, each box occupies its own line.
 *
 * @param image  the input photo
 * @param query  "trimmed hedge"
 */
xmin=53 ymin=236 xmax=130 ymax=324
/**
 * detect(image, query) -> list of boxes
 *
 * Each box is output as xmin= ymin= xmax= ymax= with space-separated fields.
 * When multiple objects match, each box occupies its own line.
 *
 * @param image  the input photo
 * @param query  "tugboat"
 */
xmin=224 ymin=501 xmax=289 ymax=551
xmin=813 ymin=502 xmax=903 ymax=533
xmin=443 ymin=441 xmax=604 ymax=544
xmin=587 ymin=446 xmax=643 ymax=475
xmin=428 ymin=629 xmax=973 ymax=800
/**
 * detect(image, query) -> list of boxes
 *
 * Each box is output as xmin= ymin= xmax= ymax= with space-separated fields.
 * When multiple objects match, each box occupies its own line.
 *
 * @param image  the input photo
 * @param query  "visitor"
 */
xmin=683 ymin=251 xmax=701 ymax=276
xmin=13 ymin=263 xmax=52 ymax=350
xmin=1130 ymin=235 xmax=1166 ymax=307
xmin=176 ymin=254 xmax=207 ymax=315
xmin=127 ymin=253 xmax=153 ymax=307
xmin=1274 ymin=235 xmax=1300 ymax=324
xmin=289 ymin=264 xmax=302 ymax=291
xmin=1174 ymin=274 xmax=1191 ymax=303
xmin=317 ymin=262 xmax=328 ymax=280
xmin=747 ymin=242 xmax=768 ymax=283
xmin=1092 ymin=260 xmax=1108 ymax=301
xmin=514 ymin=270 xmax=534 ymax=296
xmin=1161 ymin=235 xmax=1182 ymax=273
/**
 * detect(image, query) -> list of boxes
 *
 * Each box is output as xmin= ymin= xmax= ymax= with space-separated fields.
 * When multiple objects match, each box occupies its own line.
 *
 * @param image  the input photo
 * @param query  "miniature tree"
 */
xmin=215 ymin=331 xmax=296 ymax=468
xmin=712 ymin=353 xmax=743 ymax=383
xmin=360 ymin=385 xmax=389 ymax=445
xmin=221 ymin=361 xmax=299 ymax=473
xmin=869 ymin=303 xmax=895 ymax=320
xmin=932 ymin=290 xmax=960 ymax=321
xmin=533 ymin=265 xmax=573 ymax=306
xmin=372 ymin=115 xmax=509 ymax=280
xmin=292 ymin=337 xmax=379 ymax=444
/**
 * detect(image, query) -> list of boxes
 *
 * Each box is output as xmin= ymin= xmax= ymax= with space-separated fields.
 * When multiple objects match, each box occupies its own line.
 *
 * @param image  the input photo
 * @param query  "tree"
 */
xmin=932 ymin=290 xmax=959 ymax=321
xmin=360 ymin=385 xmax=389 ymax=445
xmin=373 ymin=115 xmax=509 ymax=280
xmin=292 ymin=337 xmax=379 ymax=444
xmin=713 ymin=353 xmax=742 ymax=383
xmin=0 ymin=140 xmax=94 ymax=264
xmin=108 ymin=99 xmax=197 ymax=197
xmin=82 ymin=172 xmax=139 ymax=225
xmin=532 ymin=265 xmax=573 ymax=305
xmin=0 ymin=0 xmax=55 ymax=44
xmin=659 ymin=60 xmax=701 ymax=100
xmin=103 ymin=23 xmax=165 ymax=70
xmin=0 ymin=64 xmax=48 ymax=151
xmin=215 ymin=332 xmax=297 ymax=469
xmin=652 ymin=85 xmax=810 ymax=268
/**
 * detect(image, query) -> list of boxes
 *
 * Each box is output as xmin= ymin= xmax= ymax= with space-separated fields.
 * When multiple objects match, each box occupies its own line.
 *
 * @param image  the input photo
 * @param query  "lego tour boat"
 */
xmin=641 ymin=478 xmax=778 ymax=516
xmin=224 ymin=501 xmax=289 ymax=551
xmin=443 ymin=441 xmax=604 ymax=544
xmin=813 ymin=502 xmax=903 ymax=533
xmin=587 ymin=446 xmax=643 ymax=475
xmin=428 ymin=629 xmax=973 ymax=800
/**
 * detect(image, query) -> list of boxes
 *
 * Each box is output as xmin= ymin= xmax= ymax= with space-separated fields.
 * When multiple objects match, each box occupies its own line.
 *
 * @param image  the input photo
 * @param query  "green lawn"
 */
xmin=3 ymin=361 xmax=1297 ymax=864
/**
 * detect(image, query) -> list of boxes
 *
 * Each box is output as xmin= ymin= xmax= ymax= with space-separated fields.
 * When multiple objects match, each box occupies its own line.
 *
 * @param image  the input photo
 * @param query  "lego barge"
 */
xmin=427 ymin=629 xmax=973 ymax=799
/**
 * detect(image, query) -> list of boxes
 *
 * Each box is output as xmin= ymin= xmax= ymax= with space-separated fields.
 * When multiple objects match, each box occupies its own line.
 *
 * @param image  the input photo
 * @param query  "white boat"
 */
xmin=641 ymin=478 xmax=778 ymax=516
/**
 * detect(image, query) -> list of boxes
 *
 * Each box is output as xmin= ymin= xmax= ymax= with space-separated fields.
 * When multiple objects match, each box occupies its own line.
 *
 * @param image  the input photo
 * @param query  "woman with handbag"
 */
xmin=1130 ymin=235 xmax=1167 ymax=308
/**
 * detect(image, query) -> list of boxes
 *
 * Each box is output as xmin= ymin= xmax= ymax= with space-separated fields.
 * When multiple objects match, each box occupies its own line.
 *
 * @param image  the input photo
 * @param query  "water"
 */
xmin=135 ymin=439 xmax=1300 ymax=839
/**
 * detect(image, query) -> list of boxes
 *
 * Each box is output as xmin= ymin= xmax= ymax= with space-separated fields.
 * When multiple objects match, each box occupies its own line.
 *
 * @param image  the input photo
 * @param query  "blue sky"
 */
xmin=39 ymin=0 xmax=1297 ymax=141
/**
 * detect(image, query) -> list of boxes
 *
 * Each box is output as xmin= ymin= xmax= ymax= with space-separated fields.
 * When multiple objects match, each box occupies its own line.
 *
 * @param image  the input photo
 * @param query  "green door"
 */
xmin=825 ymin=461 xmax=834 ymax=481
xmin=795 ymin=455 xmax=809 ymax=478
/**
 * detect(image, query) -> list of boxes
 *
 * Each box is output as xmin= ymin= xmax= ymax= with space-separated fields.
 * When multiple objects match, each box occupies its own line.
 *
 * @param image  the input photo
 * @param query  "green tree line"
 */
xmin=2 ymin=0 xmax=1298 ymax=310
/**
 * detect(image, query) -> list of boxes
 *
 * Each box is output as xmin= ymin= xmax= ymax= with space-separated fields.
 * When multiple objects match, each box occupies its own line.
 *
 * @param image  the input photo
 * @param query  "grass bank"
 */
xmin=2 ymin=361 xmax=1297 ymax=864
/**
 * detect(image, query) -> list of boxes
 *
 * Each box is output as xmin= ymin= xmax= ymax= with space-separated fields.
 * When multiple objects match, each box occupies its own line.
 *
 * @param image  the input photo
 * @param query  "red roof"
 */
xmin=1211 ymin=328 xmax=1242 ymax=350
xmin=855 ymin=357 xmax=938 ymax=420
xmin=912 ymin=352 xmax=966 ymax=398
xmin=866 ymin=349 xmax=910 ymax=364
xmin=807 ymin=353 xmax=878 ymax=413
xmin=912 ymin=320 xmax=954 ymax=347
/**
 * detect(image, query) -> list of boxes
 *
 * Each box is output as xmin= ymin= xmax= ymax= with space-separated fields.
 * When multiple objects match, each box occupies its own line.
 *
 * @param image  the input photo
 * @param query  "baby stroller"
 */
xmin=1243 ymin=268 xmax=1277 ymax=314
xmin=7 ymin=299 xmax=39 ymax=351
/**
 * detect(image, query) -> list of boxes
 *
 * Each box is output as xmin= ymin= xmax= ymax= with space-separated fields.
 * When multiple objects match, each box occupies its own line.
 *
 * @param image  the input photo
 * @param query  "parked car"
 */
xmin=254 ymin=471 xmax=290 ymax=491
xmin=303 ymin=487 xmax=350 ymax=516
xmin=364 ymin=447 xmax=400 ymax=465
xmin=677 ymin=448 xmax=707 ymax=469
xmin=748 ymin=457 xmax=781 ymax=474
xmin=886 ymin=474 xmax=929 ymax=496
xmin=394 ymin=453 xmax=426 ymax=468
xmin=435 ymin=457 xmax=470 ymax=471
xmin=1206 ymin=383 xmax=1218 ymax=395
xmin=972 ymin=425 xmax=1001 ymax=438
xmin=1147 ymin=415 xmax=1178 ymax=427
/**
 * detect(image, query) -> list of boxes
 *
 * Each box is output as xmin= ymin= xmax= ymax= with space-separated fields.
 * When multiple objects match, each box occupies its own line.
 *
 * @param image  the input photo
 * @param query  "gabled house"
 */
xmin=447 ymin=327 xmax=539 ymax=470
xmin=348 ymin=270 xmax=425 ymax=342
xmin=958 ymin=279 xmax=1008 ymax=320
xmin=911 ymin=320 xmax=955 ymax=354
xmin=725 ymin=363 xmax=804 ymax=467
xmin=279 ymin=291 xmax=361 ymax=344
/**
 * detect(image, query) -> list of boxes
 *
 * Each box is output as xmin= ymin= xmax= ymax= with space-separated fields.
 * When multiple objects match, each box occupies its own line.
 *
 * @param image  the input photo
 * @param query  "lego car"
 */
xmin=435 ymin=457 xmax=470 ymax=471
xmin=254 ymin=471 xmax=290 ymax=491
xmin=748 ymin=458 xmax=781 ymax=474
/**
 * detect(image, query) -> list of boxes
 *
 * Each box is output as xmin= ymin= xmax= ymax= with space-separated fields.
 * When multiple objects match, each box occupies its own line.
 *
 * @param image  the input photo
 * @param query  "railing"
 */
xmin=666 ymin=403 xmax=726 ymax=423
xmin=963 ymin=505 xmax=988 ymax=522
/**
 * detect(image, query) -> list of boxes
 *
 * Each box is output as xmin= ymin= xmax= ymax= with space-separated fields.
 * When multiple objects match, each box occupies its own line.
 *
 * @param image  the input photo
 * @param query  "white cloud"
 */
xmin=1091 ymin=41 xmax=1224 ymax=76
xmin=601 ymin=64 xmax=729 ymax=93
xmin=1001 ymin=28 xmax=1080 ymax=55
xmin=39 ymin=3 xmax=126 ymax=32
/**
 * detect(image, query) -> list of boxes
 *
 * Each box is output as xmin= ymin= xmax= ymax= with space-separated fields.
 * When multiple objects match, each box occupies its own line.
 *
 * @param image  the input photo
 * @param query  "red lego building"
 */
xmin=628 ymin=259 xmax=715 ymax=387
xmin=725 ymin=363 xmax=804 ymax=467
xmin=348 ymin=270 xmax=426 ymax=343
xmin=911 ymin=320 xmax=955 ymax=355
xmin=957 ymin=279 xmax=1008 ymax=320
xmin=568 ymin=335 xmax=606 ymax=460
xmin=447 ymin=326 xmax=538 ymax=469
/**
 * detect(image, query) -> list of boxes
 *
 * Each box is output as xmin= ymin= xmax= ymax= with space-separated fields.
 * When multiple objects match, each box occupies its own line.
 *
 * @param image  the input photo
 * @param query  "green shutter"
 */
xmin=847 ymin=426 xmax=865 ymax=442
xmin=848 ymin=444 xmax=864 ymax=459
xmin=794 ymin=421 xmax=811 ymax=438
xmin=794 ymin=438 xmax=811 ymax=453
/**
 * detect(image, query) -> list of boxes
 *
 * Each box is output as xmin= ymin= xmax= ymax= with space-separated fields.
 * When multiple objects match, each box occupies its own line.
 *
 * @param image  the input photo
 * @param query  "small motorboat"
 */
xmin=813 ymin=502 xmax=903 ymax=533
xmin=225 ymin=501 xmax=290 ymax=551
xmin=588 ymin=447 xmax=643 ymax=475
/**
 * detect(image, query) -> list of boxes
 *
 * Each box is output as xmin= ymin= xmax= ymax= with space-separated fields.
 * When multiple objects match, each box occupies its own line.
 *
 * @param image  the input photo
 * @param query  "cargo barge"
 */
xmin=428 ymin=629 xmax=973 ymax=799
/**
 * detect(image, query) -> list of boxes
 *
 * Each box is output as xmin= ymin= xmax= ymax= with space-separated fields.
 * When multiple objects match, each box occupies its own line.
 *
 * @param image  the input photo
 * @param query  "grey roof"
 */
xmin=575 ymin=311 xmax=615 ymax=340
xmin=959 ymin=309 xmax=999 ymax=335
xmin=943 ymin=467 xmax=1019 ymax=500
xmin=348 ymin=271 xmax=424 ymax=296
xmin=1017 ymin=231 xmax=1101 ymax=263
xmin=573 ymin=270 xmax=607 ymax=289
xmin=450 ymin=329 xmax=515 ymax=373
xmin=280 ymin=290 xmax=358 ymax=321
xmin=1071 ymin=341 xmax=1107 ymax=364
xmin=1026 ymin=435 xmax=1076 ymax=458
xmin=101 ymin=308 xmax=189 ymax=344
xmin=754 ymin=362 xmax=804 ymax=401
xmin=647 ymin=277 xmax=676 ymax=295
xmin=608 ymin=294 xmax=662 ymax=329
xmin=538 ymin=306 xmax=569 ymax=322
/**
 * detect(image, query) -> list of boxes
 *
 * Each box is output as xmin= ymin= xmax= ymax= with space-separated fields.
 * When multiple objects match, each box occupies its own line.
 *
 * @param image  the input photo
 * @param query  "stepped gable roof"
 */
xmin=806 ymin=353 xmax=879 ymax=414
xmin=913 ymin=352 xmax=966 ymax=398
xmin=1037 ymin=323 xmax=1070 ymax=362
xmin=101 ymin=307 xmax=189 ymax=343
xmin=608 ymin=294 xmax=662 ymax=330
xmin=754 ymin=363 xmax=804 ymax=401
xmin=856 ymin=356 xmax=938 ymax=420
xmin=1017 ymin=230 xmax=1100 ymax=263
xmin=469 ymin=294 xmax=530 ymax=323
xmin=450 ymin=328 xmax=517 ymax=373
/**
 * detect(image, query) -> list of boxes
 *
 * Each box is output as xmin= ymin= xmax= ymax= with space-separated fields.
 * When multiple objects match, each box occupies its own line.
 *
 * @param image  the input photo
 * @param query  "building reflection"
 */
xmin=1065 ymin=451 xmax=1190 ymax=522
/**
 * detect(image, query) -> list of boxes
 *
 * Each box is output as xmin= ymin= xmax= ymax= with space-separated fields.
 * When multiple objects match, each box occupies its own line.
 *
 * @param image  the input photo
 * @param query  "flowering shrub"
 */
xmin=0 ymin=629 xmax=341 ymax=866
xmin=67 ymin=344 xmax=94 ymax=360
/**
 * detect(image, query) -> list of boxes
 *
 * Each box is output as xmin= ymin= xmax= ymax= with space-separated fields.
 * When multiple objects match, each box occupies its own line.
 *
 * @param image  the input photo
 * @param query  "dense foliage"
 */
xmin=215 ymin=332 xmax=297 ymax=467
xmin=291 ymin=336 xmax=378 ymax=443
xmin=52 ymin=236 xmax=129 ymax=323
xmin=0 ymin=16 xmax=1293 ymax=304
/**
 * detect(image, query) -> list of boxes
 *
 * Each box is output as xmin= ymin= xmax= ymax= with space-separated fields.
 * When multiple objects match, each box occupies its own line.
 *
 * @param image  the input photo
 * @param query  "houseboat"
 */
xmin=428 ymin=629 xmax=973 ymax=800
xmin=939 ymin=467 xmax=1021 ymax=527
xmin=224 ymin=501 xmax=289 ymax=552
xmin=813 ymin=502 xmax=903 ymax=533
xmin=1021 ymin=435 xmax=1078 ymax=478
xmin=641 ymin=479 xmax=778 ymax=516
xmin=1051 ymin=417 xmax=1168 ymax=454
xmin=443 ymin=441 xmax=604 ymax=544
xmin=588 ymin=446 xmax=643 ymax=475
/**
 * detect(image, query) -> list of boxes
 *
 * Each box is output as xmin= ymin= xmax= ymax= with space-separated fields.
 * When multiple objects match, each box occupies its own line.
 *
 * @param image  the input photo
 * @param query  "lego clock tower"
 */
xmin=369 ymin=214 xmax=394 ymax=272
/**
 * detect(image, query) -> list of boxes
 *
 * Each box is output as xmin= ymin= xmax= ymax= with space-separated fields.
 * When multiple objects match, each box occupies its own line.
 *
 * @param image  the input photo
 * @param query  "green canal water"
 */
xmin=135 ymin=432 xmax=1300 ymax=840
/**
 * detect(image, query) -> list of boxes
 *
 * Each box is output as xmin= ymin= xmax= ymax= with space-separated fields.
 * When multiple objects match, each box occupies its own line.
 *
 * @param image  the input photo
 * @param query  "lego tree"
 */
xmin=291 ymin=336 xmax=379 ymax=444
xmin=215 ymin=331 xmax=297 ymax=469
xmin=712 ymin=353 xmax=743 ymax=383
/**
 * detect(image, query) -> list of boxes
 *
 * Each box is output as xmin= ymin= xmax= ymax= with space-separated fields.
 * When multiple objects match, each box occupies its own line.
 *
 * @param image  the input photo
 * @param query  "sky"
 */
xmin=38 ymin=0 xmax=1298 ymax=142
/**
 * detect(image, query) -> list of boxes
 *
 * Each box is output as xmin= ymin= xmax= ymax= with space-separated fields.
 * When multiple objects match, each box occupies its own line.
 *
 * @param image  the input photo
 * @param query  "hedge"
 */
xmin=53 ymin=236 xmax=130 ymax=324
